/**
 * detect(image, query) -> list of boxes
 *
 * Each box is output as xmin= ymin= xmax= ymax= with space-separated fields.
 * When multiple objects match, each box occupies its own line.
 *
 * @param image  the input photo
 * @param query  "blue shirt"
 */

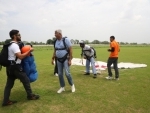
xmin=55 ymin=37 xmax=72 ymax=58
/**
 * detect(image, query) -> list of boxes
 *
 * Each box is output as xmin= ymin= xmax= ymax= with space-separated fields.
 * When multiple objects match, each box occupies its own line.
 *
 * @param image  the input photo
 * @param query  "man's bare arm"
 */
xmin=15 ymin=49 xmax=33 ymax=60
xmin=52 ymin=49 xmax=56 ymax=60
xmin=68 ymin=47 xmax=73 ymax=60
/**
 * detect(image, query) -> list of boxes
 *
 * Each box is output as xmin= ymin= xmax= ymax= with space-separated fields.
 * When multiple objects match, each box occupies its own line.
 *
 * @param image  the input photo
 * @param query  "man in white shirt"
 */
xmin=2 ymin=30 xmax=40 ymax=106
xmin=79 ymin=41 xmax=97 ymax=78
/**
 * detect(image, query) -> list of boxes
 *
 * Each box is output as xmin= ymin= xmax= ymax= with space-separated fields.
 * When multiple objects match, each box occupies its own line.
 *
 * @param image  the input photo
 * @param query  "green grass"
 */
xmin=0 ymin=46 xmax=150 ymax=113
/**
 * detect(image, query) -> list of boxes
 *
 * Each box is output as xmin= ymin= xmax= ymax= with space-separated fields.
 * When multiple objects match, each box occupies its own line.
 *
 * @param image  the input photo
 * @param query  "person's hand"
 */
xmin=107 ymin=49 xmax=110 ymax=51
xmin=81 ymin=60 xmax=84 ymax=65
xmin=51 ymin=59 xmax=54 ymax=65
xmin=30 ymin=48 xmax=34 ymax=52
xmin=68 ymin=60 xmax=71 ymax=66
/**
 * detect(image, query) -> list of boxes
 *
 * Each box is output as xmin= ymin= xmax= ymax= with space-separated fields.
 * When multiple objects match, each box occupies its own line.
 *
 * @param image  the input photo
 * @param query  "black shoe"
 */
xmin=27 ymin=94 xmax=40 ymax=100
xmin=93 ymin=74 xmax=97 ymax=78
xmin=2 ymin=100 xmax=17 ymax=106
xmin=84 ymin=73 xmax=90 ymax=75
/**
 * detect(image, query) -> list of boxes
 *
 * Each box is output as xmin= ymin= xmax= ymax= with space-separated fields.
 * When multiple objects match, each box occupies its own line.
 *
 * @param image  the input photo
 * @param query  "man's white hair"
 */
xmin=55 ymin=29 xmax=62 ymax=34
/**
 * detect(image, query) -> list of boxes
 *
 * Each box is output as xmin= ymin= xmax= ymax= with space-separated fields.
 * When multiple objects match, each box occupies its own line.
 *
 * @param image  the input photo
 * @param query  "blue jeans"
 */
xmin=86 ymin=57 xmax=97 ymax=74
xmin=57 ymin=59 xmax=74 ymax=87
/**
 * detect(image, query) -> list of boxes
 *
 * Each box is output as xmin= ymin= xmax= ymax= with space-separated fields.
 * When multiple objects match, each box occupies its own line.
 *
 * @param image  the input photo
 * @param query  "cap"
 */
xmin=79 ymin=40 xmax=84 ymax=44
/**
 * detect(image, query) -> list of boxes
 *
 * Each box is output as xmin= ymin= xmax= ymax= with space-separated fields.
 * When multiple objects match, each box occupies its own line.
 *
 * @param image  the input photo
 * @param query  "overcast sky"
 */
xmin=0 ymin=0 xmax=150 ymax=43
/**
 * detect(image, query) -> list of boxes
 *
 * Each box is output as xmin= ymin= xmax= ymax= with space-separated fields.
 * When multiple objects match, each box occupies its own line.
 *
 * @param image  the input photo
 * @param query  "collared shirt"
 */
xmin=55 ymin=37 xmax=72 ymax=58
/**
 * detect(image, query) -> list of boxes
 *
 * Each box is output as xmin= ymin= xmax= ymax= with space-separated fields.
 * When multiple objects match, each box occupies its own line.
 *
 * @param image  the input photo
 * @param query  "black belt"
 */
xmin=9 ymin=60 xmax=21 ymax=65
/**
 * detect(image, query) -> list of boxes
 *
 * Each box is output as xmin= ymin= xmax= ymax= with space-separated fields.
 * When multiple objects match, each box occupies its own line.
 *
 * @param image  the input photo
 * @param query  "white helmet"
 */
xmin=79 ymin=40 xmax=85 ymax=48
xmin=79 ymin=40 xmax=85 ymax=44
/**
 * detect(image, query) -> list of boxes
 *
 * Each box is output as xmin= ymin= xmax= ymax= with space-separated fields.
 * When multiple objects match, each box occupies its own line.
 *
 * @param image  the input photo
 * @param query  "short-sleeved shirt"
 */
xmin=8 ymin=41 xmax=22 ymax=64
xmin=82 ymin=45 xmax=94 ymax=57
xmin=109 ymin=40 xmax=120 ymax=57
xmin=55 ymin=37 xmax=72 ymax=58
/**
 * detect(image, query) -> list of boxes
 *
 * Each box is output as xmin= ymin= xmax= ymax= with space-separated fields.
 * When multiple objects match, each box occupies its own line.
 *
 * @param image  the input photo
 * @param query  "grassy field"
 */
xmin=0 ymin=45 xmax=150 ymax=113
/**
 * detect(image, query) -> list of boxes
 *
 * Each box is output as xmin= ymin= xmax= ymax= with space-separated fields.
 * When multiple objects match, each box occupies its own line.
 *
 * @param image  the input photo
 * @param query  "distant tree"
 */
xmin=0 ymin=41 xmax=5 ymax=45
xmin=52 ymin=37 xmax=56 ymax=44
xmin=91 ymin=40 xmax=100 ymax=44
xmin=120 ymin=42 xmax=125 ymax=45
xmin=35 ymin=41 xmax=38 ymax=45
xmin=130 ymin=42 xmax=137 ymax=45
xmin=39 ymin=42 xmax=45 ymax=45
xmin=84 ymin=40 xmax=89 ymax=44
xmin=141 ymin=43 xmax=147 ymax=45
xmin=70 ymin=39 xmax=75 ymax=44
xmin=75 ymin=39 xmax=79 ymax=44
xmin=30 ymin=41 xmax=34 ymax=45
xmin=46 ymin=39 xmax=53 ymax=44
xmin=101 ymin=41 xmax=109 ymax=44
xmin=22 ymin=41 xmax=29 ymax=45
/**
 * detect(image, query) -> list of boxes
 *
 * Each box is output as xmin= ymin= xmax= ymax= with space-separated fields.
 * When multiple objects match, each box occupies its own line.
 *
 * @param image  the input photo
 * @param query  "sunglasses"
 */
xmin=16 ymin=34 xmax=21 ymax=36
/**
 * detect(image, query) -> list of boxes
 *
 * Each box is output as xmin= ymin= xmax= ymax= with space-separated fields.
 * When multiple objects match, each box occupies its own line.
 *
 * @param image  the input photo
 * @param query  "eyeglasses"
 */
xmin=16 ymin=34 xmax=21 ymax=36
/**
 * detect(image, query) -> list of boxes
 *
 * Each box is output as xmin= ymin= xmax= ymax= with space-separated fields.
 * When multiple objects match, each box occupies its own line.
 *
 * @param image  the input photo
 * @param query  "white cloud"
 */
xmin=0 ymin=0 xmax=150 ymax=43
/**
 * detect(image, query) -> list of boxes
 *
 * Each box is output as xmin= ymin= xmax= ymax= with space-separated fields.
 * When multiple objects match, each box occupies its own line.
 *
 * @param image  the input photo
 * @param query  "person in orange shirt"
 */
xmin=106 ymin=36 xmax=120 ymax=80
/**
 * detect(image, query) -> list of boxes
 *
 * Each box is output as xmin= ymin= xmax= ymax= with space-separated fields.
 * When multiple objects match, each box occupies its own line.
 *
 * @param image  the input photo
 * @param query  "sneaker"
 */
xmin=93 ymin=74 xmax=97 ymax=78
xmin=55 ymin=73 xmax=58 ymax=76
xmin=105 ymin=76 xmax=113 ymax=80
xmin=2 ymin=100 xmax=17 ymax=106
xmin=27 ymin=94 xmax=40 ymax=100
xmin=84 ymin=73 xmax=90 ymax=75
xmin=71 ymin=84 xmax=75 ymax=92
xmin=114 ymin=78 xmax=119 ymax=80
xmin=57 ymin=87 xmax=65 ymax=93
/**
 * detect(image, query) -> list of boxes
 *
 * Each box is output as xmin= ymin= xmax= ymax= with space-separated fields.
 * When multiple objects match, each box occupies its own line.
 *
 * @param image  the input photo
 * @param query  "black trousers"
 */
xmin=54 ymin=58 xmax=58 ymax=74
xmin=3 ymin=64 xmax=32 ymax=103
xmin=107 ymin=57 xmax=119 ymax=78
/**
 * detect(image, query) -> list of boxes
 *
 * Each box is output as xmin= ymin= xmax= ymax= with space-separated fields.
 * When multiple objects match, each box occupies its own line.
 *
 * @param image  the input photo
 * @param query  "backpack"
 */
xmin=0 ymin=42 xmax=14 ymax=68
xmin=90 ymin=47 xmax=97 ymax=58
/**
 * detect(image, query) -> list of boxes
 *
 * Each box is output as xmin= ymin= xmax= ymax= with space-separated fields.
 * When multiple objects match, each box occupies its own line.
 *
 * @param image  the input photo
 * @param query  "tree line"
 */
xmin=46 ymin=38 xmax=148 ymax=45
xmin=0 ymin=38 xmax=149 ymax=45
